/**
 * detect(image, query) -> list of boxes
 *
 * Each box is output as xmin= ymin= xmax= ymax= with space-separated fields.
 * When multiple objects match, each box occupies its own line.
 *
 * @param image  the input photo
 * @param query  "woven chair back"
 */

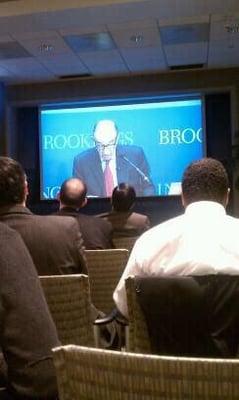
xmin=40 ymin=274 xmax=94 ymax=346
xmin=125 ymin=276 xmax=151 ymax=353
xmin=113 ymin=236 xmax=138 ymax=252
xmin=53 ymin=344 xmax=239 ymax=400
xmin=85 ymin=249 xmax=129 ymax=314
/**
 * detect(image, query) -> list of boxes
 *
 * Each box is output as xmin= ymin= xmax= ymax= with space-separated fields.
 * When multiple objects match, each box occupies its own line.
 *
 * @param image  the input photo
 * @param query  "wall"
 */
xmin=4 ymin=67 xmax=238 ymax=220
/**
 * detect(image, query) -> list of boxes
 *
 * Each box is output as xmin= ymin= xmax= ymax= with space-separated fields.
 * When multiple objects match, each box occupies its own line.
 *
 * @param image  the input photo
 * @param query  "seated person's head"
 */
xmin=59 ymin=178 xmax=87 ymax=209
xmin=0 ymin=157 xmax=27 ymax=207
xmin=182 ymin=158 xmax=229 ymax=208
xmin=112 ymin=183 xmax=136 ymax=212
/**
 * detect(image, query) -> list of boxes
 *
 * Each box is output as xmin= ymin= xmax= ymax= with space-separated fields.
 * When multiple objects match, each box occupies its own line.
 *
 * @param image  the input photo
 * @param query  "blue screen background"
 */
xmin=40 ymin=98 xmax=204 ymax=199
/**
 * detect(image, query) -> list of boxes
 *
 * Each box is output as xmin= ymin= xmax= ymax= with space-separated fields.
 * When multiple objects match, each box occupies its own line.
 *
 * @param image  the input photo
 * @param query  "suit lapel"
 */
xmin=89 ymin=149 xmax=105 ymax=196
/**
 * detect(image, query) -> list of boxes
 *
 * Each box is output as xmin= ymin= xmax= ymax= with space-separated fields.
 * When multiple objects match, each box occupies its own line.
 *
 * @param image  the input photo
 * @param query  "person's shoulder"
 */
xmin=136 ymin=214 xmax=184 ymax=245
xmin=0 ymin=221 xmax=21 ymax=243
xmin=80 ymin=213 xmax=112 ymax=231
xmin=131 ymin=212 xmax=148 ymax=221
xmin=34 ymin=214 xmax=79 ymax=233
xmin=73 ymin=148 xmax=96 ymax=162
xmin=118 ymin=144 xmax=143 ymax=155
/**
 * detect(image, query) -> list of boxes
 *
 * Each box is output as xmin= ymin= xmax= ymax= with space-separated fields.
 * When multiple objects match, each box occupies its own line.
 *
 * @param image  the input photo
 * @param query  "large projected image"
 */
xmin=40 ymin=98 xmax=204 ymax=199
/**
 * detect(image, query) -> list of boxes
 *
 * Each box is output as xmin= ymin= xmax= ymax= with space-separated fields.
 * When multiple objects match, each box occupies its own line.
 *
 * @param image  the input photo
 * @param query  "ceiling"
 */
xmin=0 ymin=0 xmax=239 ymax=84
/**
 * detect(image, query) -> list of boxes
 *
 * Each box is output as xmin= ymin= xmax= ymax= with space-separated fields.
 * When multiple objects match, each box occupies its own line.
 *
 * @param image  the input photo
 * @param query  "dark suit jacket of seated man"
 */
xmin=0 ymin=157 xmax=87 ymax=276
xmin=55 ymin=177 xmax=114 ymax=249
xmin=0 ymin=222 xmax=60 ymax=399
xmin=0 ymin=205 xmax=88 ymax=276
xmin=73 ymin=145 xmax=155 ymax=197
xmin=100 ymin=183 xmax=150 ymax=237
xmin=55 ymin=206 xmax=114 ymax=249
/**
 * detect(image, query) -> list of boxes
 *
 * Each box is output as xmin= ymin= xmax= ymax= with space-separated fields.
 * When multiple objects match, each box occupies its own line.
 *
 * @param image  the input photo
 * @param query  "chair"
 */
xmin=126 ymin=275 xmax=239 ymax=357
xmin=85 ymin=249 xmax=129 ymax=314
xmin=113 ymin=236 xmax=138 ymax=252
xmin=40 ymin=274 xmax=94 ymax=346
xmin=53 ymin=344 xmax=239 ymax=400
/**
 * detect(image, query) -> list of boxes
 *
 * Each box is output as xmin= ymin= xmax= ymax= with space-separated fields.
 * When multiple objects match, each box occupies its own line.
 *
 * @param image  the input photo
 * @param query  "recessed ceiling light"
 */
xmin=130 ymin=34 xmax=143 ymax=44
xmin=39 ymin=44 xmax=54 ymax=52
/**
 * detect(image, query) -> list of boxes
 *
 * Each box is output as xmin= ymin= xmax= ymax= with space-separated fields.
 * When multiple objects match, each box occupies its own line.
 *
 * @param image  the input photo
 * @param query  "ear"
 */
xmin=81 ymin=198 xmax=88 ymax=208
xmin=24 ymin=179 xmax=29 ymax=197
xmin=223 ymin=188 xmax=230 ymax=208
xmin=181 ymin=193 xmax=187 ymax=209
xmin=23 ymin=178 xmax=29 ymax=205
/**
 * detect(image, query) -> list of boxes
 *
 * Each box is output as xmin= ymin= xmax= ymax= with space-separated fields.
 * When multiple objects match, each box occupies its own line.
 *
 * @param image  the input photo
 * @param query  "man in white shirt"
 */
xmin=113 ymin=157 xmax=239 ymax=317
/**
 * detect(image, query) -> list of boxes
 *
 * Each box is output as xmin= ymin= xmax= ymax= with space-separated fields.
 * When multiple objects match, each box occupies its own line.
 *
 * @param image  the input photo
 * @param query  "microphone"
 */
xmin=120 ymin=155 xmax=150 ymax=183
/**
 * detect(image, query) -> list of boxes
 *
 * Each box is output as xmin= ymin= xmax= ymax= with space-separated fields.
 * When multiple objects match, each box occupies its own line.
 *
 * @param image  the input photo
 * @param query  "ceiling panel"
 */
xmin=0 ymin=57 xmax=53 ymax=78
xmin=208 ymin=40 xmax=239 ymax=67
xmin=108 ymin=19 xmax=162 ymax=49
xmin=209 ymin=14 xmax=239 ymax=41
xmin=38 ymin=53 xmax=89 ymax=76
xmin=121 ymin=46 xmax=167 ymax=72
xmin=16 ymin=32 xmax=74 ymax=57
xmin=160 ymin=23 xmax=209 ymax=45
xmin=79 ymin=49 xmax=128 ymax=74
xmin=164 ymin=42 xmax=208 ymax=66
xmin=64 ymin=32 xmax=115 ymax=52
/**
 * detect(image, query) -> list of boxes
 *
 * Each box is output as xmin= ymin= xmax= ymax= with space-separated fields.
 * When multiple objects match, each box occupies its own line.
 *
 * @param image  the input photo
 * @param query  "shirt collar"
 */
xmin=185 ymin=201 xmax=226 ymax=217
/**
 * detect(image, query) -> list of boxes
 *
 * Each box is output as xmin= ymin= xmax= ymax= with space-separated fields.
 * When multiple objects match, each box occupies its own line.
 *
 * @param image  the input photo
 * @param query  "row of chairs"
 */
xmin=39 ymin=248 xmax=129 ymax=347
xmin=40 ymin=272 xmax=239 ymax=356
xmin=53 ymin=344 xmax=239 ymax=399
xmin=39 ymin=250 xmax=239 ymax=399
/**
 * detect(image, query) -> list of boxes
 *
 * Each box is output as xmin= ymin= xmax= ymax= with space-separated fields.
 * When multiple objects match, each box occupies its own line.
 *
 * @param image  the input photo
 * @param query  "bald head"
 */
xmin=93 ymin=120 xmax=118 ymax=162
xmin=59 ymin=178 xmax=87 ymax=209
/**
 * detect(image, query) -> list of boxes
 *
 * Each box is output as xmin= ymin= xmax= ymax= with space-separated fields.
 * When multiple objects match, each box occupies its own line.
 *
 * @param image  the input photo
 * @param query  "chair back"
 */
xmin=53 ymin=344 xmax=239 ymax=400
xmin=85 ymin=249 xmax=129 ymax=314
xmin=113 ymin=236 xmax=138 ymax=252
xmin=126 ymin=275 xmax=239 ymax=357
xmin=40 ymin=274 xmax=94 ymax=346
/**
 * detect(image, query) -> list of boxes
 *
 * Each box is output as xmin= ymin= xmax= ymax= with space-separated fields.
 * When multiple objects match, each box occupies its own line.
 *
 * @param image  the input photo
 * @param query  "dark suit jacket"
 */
xmin=101 ymin=210 xmax=150 ymax=237
xmin=135 ymin=275 xmax=239 ymax=358
xmin=55 ymin=207 xmax=114 ymax=249
xmin=72 ymin=145 xmax=155 ymax=197
xmin=0 ymin=205 xmax=87 ymax=276
xmin=0 ymin=222 xmax=60 ymax=398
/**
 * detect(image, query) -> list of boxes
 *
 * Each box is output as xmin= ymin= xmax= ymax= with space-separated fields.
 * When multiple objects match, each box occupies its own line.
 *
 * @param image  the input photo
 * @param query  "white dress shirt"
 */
xmin=113 ymin=201 xmax=239 ymax=317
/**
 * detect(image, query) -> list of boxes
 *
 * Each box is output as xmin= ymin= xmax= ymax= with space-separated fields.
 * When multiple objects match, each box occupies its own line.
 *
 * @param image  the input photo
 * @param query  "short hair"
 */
xmin=59 ymin=178 xmax=87 ymax=208
xmin=182 ymin=158 xmax=229 ymax=205
xmin=112 ymin=183 xmax=136 ymax=211
xmin=0 ymin=157 xmax=26 ymax=207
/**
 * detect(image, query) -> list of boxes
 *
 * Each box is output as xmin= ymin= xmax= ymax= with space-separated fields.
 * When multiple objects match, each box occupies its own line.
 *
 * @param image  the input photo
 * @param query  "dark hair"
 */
xmin=182 ymin=158 xmax=229 ymax=205
xmin=0 ymin=157 xmax=26 ymax=206
xmin=59 ymin=178 xmax=87 ymax=208
xmin=112 ymin=183 xmax=136 ymax=211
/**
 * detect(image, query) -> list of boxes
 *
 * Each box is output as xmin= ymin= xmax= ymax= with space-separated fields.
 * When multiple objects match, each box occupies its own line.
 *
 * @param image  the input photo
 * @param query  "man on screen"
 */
xmin=72 ymin=119 xmax=155 ymax=197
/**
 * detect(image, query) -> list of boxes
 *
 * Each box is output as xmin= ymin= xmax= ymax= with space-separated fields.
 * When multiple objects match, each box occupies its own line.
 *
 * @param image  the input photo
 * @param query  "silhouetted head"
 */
xmin=93 ymin=120 xmax=118 ymax=162
xmin=182 ymin=158 xmax=229 ymax=208
xmin=112 ymin=183 xmax=136 ymax=212
xmin=0 ymin=157 xmax=28 ymax=207
xmin=59 ymin=178 xmax=87 ymax=209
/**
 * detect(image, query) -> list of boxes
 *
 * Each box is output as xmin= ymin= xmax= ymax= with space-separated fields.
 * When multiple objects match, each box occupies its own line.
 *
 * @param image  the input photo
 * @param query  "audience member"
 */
xmin=56 ymin=178 xmax=114 ymax=249
xmin=0 ymin=222 xmax=60 ymax=399
xmin=114 ymin=158 xmax=239 ymax=317
xmin=0 ymin=157 xmax=87 ymax=276
xmin=101 ymin=183 xmax=150 ymax=237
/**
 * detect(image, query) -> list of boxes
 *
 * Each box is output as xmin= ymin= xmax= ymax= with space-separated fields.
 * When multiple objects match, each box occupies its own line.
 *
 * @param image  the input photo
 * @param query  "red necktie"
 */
xmin=104 ymin=161 xmax=114 ymax=197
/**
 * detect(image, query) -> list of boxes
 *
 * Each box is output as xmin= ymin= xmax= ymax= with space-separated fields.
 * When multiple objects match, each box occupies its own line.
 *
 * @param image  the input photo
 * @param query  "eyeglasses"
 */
xmin=95 ymin=141 xmax=116 ymax=150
